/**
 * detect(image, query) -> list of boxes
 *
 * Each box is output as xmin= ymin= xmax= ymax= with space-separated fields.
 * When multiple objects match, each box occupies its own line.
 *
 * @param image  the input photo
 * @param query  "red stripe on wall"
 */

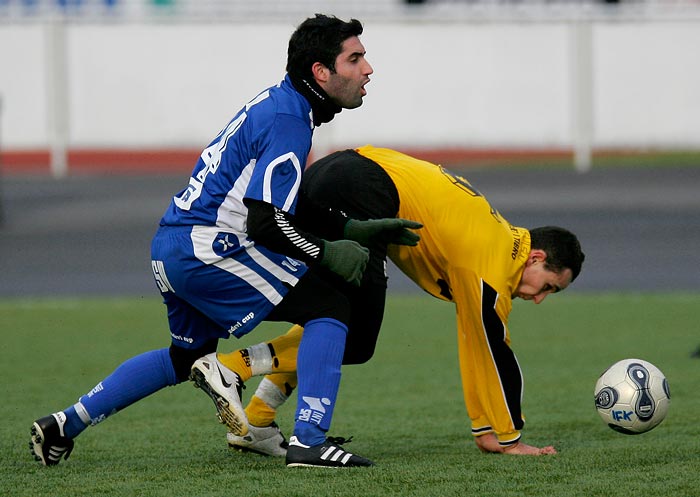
xmin=0 ymin=147 xmax=574 ymax=175
xmin=0 ymin=149 xmax=200 ymax=175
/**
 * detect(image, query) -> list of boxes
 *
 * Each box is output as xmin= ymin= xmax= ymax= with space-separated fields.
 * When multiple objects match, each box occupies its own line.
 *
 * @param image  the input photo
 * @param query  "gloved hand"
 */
xmin=320 ymin=239 xmax=370 ymax=286
xmin=344 ymin=218 xmax=423 ymax=247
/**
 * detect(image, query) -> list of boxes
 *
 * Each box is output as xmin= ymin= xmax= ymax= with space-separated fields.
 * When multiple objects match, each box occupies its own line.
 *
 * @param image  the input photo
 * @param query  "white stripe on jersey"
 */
xmin=216 ymin=159 xmax=255 ymax=231
xmin=191 ymin=226 xmax=285 ymax=305
xmin=262 ymin=152 xmax=302 ymax=211
xmin=233 ymin=232 xmax=304 ymax=282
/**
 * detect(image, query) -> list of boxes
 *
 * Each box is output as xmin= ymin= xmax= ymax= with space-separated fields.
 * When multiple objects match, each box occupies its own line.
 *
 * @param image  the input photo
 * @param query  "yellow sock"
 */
xmin=246 ymin=372 xmax=298 ymax=427
xmin=216 ymin=349 xmax=253 ymax=382
xmin=217 ymin=324 xmax=304 ymax=383
xmin=246 ymin=396 xmax=277 ymax=428
xmin=263 ymin=370 xmax=298 ymax=395
xmin=266 ymin=324 xmax=303 ymax=372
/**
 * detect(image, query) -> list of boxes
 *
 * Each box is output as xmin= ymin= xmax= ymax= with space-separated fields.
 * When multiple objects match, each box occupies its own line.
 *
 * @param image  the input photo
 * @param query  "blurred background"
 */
xmin=0 ymin=0 xmax=699 ymax=297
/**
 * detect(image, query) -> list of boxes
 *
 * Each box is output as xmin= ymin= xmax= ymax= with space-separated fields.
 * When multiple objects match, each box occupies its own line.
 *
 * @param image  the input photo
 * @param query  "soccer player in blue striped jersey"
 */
xmin=30 ymin=15 xmax=421 ymax=469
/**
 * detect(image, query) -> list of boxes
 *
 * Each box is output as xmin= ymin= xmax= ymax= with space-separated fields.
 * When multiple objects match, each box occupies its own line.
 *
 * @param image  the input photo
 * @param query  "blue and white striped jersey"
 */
xmin=160 ymin=74 xmax=314 ymax=232
xmin=150 ymin=75 xmax=319 ymax=339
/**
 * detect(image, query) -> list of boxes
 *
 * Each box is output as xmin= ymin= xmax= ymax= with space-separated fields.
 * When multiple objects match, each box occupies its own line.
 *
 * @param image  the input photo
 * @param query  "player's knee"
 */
xmin=331 ymin=293 xmax=352 ymax=326
xmin=342 ymin=346 xmax=375 ymax=365
xmin=342 ymin=320 xmax=381 ymax=365
xmin=312 ymin=289 xmax=352 ymax=326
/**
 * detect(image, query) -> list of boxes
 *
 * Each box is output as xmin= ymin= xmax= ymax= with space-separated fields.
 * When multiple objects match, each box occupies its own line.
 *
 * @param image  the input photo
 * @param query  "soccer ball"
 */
xmin=594 ymin=358 xmax=670 ymax=435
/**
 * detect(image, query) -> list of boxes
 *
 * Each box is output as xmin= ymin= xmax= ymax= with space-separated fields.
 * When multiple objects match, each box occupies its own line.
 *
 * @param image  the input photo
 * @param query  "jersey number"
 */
xmin=174 ymin=90 xmax=270 ymax=211
xmin=439 ymin=166 xmax=504 ymax=224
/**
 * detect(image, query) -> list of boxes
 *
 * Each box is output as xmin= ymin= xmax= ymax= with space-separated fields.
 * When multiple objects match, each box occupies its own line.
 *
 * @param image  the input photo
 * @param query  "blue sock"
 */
xmin=293 ymin=318 xmax=347 ymax=447
xmin=62 ymin=405 xmax=87 ymax=439
xmin=61 ymin=348 xmax=178 ymax=439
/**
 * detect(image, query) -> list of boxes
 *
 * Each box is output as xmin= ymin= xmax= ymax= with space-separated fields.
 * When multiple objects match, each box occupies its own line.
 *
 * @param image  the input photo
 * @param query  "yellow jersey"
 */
xmin=356 ymin=145 xmax=531 ymax=445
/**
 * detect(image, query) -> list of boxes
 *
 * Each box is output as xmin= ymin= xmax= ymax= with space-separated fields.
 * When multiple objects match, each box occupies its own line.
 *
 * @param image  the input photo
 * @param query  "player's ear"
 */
xmin=311 ymin=62 xmax=330 ymax=84
xmin=529 ymin=249 xmax=547 ymax=265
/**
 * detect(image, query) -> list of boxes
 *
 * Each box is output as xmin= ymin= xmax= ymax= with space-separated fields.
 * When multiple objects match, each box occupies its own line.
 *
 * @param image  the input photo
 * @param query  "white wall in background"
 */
xmin=1 ymin=20 xmax=699 ymax=152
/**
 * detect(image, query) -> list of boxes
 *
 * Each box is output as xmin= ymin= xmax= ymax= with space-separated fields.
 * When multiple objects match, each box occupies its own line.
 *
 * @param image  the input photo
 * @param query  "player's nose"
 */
xmin=532 ymin=294 xmax=546 ymax=304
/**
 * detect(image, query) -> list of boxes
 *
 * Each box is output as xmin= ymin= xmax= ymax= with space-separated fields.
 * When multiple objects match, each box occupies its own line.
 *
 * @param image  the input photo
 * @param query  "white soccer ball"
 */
xmin=594 ymin=358 xmax=670 ymax=434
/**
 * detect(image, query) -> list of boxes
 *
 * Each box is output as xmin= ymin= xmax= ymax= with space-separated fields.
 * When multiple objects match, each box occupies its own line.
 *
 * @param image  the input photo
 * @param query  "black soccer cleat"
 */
xmin=30 ymin=413 xmax=75 ymax=466
xmin=285 ymin=435 xmax=374 ymax=468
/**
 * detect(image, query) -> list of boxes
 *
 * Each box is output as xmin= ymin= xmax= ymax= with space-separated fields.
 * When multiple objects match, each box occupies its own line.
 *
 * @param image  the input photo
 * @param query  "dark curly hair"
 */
xmin=286 ymin=14 xmax=364 ymax=81
xmin=529 ymin=226 xmax=585 ymax=281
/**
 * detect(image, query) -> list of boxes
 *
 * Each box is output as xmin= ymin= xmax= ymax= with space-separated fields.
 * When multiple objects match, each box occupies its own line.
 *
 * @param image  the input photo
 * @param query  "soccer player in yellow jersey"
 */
xmin=217 ymin=145 xmax=585 ymax=457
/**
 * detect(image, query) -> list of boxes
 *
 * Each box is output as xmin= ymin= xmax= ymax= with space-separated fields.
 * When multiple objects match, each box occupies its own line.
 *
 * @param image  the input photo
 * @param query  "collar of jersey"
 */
xmin=288 ymin=73 xmax=342 ymax=127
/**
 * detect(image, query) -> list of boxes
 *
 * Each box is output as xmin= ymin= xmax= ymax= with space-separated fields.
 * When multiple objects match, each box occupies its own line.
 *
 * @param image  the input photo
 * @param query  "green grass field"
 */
xmin=1 ymin=293 xmax=698 ymax=497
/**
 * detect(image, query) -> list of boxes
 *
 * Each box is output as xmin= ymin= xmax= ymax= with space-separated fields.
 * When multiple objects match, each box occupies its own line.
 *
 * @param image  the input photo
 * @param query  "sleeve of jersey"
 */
xmin=244 ymin=115 xmax=312 ymax=213
xmin=451 ymin=268 xmax=524 ymax=447
xmin=245 ymin=198 xmax=327 ymax=265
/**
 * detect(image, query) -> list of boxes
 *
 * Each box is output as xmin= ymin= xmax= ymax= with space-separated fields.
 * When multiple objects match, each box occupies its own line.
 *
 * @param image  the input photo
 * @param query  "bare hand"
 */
xmin=474 ymin=433 xmax=557 ymax=456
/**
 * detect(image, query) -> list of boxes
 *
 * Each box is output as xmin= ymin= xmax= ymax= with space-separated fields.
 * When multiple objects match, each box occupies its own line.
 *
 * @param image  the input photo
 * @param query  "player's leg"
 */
xmin=220 ymin=240 xmax=387 ymax=457
xmin=226 ymin=371 xmax=296 ymax=456
xmin=29 ymin=291 xmax=217 ymax=466
xmin=226 ymin=281 xmax=386 ymax=456
xmin=221 ymin=325 xmax=299 ymax=456
xmin=151 ymin=225 xmax=304 ymax=438
xmin=29 ymin=347 xmax=182 ymax=466
xmin=301 ymin=148 xmax=396 ymax=361
xmin=175 ymin=249 xmax=370 ymax=467
xmin=29 ymin=227 xmax=235 ymax=466
xmin=245 ymin=371 xmax=298 ymax=427
xmin=217 ymin=324 xmax=303 ymax=383
xmin=265 ymin=269 xmax=373 ymax=467
xmin=342 ymin=282 xmax=387 ymax=364
xmin=190 ymin=321 xmax=301 ymax=439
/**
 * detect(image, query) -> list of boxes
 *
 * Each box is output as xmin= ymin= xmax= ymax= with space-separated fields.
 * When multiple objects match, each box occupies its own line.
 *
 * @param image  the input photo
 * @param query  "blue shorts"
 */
xmin=150 ymin=225 xmax=308 ymax=349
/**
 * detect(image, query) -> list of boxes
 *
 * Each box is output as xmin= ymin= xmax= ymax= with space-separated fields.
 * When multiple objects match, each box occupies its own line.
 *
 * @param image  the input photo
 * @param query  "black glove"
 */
xmin=344 ymin=218 xmax=423 ymax=247
xmin=320 ymin=239 xmax=370 ymax=286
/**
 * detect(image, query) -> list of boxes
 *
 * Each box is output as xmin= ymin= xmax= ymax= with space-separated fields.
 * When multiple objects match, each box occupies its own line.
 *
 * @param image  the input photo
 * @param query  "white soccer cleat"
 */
xmin=227 ymin=422 xmax=288 ymax=457
xmin=190 ymin=353 xmax=248 ymax=436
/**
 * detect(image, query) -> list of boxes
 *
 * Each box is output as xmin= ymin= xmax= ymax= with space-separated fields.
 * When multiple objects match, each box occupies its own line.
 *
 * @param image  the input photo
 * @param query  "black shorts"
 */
xmin=303 ymin=149 xmax=400 ymax=287
xmin=301 ymin=149 xmax=401 ymax=364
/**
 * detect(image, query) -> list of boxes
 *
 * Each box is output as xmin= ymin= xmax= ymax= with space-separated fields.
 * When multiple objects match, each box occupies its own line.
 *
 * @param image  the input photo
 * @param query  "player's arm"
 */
xmin=451 ymin=270 xmax=555 ymax=455
xmin=245 ymin=198 xmax=371 ymax=286
xmin=452 ymin=272 xmax=524 ymax=446
xmin=450 ymin=269 xmax=552 ymax=454
xmin=245 ymin=198 xmax=340 ymax=265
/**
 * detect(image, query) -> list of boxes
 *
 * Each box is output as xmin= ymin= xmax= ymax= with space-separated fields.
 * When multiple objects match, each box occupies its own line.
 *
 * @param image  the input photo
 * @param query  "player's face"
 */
xmin=513 ymin=250 xmax=573 ymax=304
xmin=322 ymin=36 xmax=373 ymax=109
